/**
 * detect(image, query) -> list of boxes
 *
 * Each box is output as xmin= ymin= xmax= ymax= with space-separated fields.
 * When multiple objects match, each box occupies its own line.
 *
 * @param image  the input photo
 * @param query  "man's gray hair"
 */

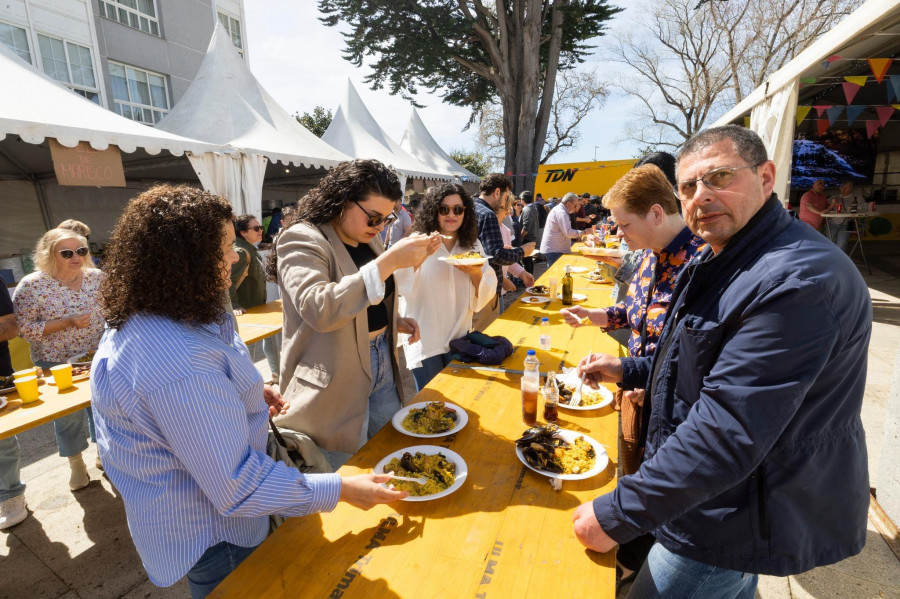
xmin=561 ymin=192 xmax=580 ymax=205
xmin=676 ymin=125 xmax=768 ymax=173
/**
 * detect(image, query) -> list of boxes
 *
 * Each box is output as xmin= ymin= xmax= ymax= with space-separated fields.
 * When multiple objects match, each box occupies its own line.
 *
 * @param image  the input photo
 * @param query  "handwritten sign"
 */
xmin=49 ymin=140 xmax=125 ymax=187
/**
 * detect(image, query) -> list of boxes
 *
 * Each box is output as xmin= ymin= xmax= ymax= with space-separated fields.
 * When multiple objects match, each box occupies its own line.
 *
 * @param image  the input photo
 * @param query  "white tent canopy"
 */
xmin=400 ymin=109 xmax=480 ymax=181
xmin=322 ymin=81 xmax=452 ymax=184
xmin=0 ymin=41 xmax=226 ymax=157
xmin=155 ymin=24 xmax=352 ymax=217
xmin=714 ymin=0 xmax=900 ymax=200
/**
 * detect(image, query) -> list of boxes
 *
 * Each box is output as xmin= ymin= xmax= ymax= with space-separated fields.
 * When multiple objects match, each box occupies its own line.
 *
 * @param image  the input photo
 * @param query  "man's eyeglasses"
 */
xmin=438 ymin=205 xmax=466 ymax=216
xmin=58 ymin=247 xmax=89 ymax=259
xmin=353 ymin=200 xmax=398 ymax=228
xmin=247 ymin=225 xmax=264 ymax=232
xmin=675 ymin=164 xmax=762 ymax=201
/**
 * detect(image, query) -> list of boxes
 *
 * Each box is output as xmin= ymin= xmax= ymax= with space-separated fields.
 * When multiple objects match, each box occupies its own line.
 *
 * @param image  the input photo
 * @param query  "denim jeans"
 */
xmin=412 ymin=352 xmax=454 ymax=392
xmin=627 ymin=542 xmax=758 ymax=599
xmin=0 ymin=409 xmax=89 ymax=501
xmin=323 ymin=332 xmax=401 ymax=470
xmin=186 ymin=541 xmax=258 ymax=599
xmin=544 ymin=252 xmax=564 ymax=267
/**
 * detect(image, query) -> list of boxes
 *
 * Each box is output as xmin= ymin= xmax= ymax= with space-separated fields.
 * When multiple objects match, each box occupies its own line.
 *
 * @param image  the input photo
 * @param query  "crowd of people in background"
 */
xmin=0 ymin=126 xmax=875 ymax=599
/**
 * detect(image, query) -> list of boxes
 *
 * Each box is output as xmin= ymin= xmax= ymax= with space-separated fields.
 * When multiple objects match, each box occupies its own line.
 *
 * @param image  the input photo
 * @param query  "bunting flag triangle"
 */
xmin=816 ymin=119 xmax=830 ymax=136
xmin=800 ymin=77 xmax=817 ymax=84
xmin=796 ymin=106 xmax=813 ymax=126
xmin=841 ymin=82 xmax=861 ymax=104
xmin=894 ymin=104 xmax=900 ymax=112
xmin=844 ymin=76 xmax=868 ymax=87
xmin=866 ymin=120 xmax=881 ymax=138
xmin=744 ymin=116 xmax=751 ymax=128
xmin=845 ymin=105 xmax=866 ymax=127
xmin=821 ymin=60 xmax=831 ymax=70
xmin=825 ymin=106 xmax=844 ymax=126
xmin=868 ymin=58 xmax=893 ymax=83
xmin=814 ymin=105 xmax=833 ymax=117
xmin=876 ymin=105 xmax=896 ymax=126
xmin=827 ymin=55 xmax=842 ymax=63
xmin=890 ymin=75 xmax=900 ymax=102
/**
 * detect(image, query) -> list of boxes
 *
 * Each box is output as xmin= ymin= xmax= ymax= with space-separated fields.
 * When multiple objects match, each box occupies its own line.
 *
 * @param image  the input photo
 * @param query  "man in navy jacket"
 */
xmin=572 ymin=125 xmax=871 ymax=598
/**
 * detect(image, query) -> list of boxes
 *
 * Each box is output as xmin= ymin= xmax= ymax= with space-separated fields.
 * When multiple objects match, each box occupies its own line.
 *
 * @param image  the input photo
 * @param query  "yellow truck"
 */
xmin=534 ymin=159 xmax=635 ymax=199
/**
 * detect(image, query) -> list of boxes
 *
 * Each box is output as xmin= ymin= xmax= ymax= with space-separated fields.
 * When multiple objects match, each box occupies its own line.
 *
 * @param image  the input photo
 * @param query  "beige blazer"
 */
xmin=273 ymin=221 xmax=404 ymax=453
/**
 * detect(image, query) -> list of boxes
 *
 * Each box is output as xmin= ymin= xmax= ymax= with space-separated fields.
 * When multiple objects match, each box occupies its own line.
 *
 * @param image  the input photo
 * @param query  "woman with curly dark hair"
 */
xmin=270 ymin=159 xmax=441 ymax=468
xmin=395 ymin=183 xmax=497 ymax=390
xmin=91 ymin=184 xmax=406 ymax=598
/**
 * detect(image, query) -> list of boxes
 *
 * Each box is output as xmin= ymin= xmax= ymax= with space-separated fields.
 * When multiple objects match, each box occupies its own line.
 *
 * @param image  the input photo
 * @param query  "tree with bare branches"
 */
xmin=611 ymin=0 xmax=863 ymax=148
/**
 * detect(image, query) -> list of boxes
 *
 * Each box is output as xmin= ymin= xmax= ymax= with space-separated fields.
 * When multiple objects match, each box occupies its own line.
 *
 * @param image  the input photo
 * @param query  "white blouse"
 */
xmin=394 ymin=239 xmax=497 ymax=368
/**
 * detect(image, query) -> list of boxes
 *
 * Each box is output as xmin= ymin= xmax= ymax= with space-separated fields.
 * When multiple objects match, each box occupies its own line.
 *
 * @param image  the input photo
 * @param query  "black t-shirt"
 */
xmin=0 ymin=286 xmax=13 ymax=376
xmin=343 ymin=242 xmax=394 ymax=332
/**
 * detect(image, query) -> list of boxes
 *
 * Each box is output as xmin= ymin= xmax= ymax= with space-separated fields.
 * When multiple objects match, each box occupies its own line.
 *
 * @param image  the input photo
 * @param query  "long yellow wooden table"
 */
xmin=236 ymin=299 xmax=283 ymax=345
xmin=212 ymin=254 xmax=621 ymax=599
xmin=0 ymin=375 xmax=92 ymax=441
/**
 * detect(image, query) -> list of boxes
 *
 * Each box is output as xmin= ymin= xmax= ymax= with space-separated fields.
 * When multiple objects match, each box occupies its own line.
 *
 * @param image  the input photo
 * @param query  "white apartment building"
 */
xmin=0 ymin=0 xmax=247 ymax=125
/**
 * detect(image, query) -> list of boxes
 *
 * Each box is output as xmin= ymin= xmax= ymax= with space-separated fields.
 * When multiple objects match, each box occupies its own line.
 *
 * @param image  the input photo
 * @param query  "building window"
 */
xmin=0 ymin=21 xmax=31 ymax=64
xmin=98 ymin=0 xmax=160 ymax=37
xmin=109 ymin=61 xmax=169 ymax=124
xmin=37 ymin=34 xmax=100 ymax=104
xmin=217 ymin=12 xmax=243 ymax=55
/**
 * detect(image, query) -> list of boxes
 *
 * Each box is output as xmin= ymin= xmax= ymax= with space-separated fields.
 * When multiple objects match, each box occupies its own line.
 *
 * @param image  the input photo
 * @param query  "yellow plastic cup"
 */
xmin=50 ymin=364 xmax=74 ymax=390
xmin=13 ymin=367 xmax=37 ymax=380
xmin=14 ymin=375 xmax=40 ymax=403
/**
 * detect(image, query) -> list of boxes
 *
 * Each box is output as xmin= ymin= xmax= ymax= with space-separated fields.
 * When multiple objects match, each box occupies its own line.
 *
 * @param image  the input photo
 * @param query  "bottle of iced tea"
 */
xmin=522 ymin=350 xmax=540 ymax=425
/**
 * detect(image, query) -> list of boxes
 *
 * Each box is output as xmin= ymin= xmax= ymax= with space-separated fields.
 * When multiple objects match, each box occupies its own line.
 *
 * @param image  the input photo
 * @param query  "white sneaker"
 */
xmin=0 ymin=495 xmax=28 ymax=530
xmin=68 ymin=454 xmax=90 ymax=491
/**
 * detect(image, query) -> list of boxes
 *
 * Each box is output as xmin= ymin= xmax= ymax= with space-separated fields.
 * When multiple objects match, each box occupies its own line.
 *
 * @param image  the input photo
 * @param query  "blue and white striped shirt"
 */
xmin=91 ymin=313 xmax=341 ymax=587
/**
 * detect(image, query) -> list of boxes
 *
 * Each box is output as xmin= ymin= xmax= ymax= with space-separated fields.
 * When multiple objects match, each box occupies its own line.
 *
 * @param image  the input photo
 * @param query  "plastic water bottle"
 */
xmin=543 ymin=371 xmax=559 ymax=423
xmin=539 ymin=317 xmax=551 ymax=350
xmin=522 ymin=350 xmax=540 ymax=425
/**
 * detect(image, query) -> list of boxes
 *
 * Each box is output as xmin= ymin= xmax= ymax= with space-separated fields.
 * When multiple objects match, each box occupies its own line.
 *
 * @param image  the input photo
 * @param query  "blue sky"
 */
xmin=244 ymin=2 xmax=644 ymax=164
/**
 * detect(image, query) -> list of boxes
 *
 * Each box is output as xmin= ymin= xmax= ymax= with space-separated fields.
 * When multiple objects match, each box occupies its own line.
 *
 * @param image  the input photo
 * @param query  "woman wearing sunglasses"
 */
xmin=394 ymin=183 xmax=498 ymax=391
xmin=12 ymin=228 xmax=105 ymax=491
xmin=268 ymin=159 xmax=441 ymax=468
xmin=230 ymin=214 xmax=280 ymax=385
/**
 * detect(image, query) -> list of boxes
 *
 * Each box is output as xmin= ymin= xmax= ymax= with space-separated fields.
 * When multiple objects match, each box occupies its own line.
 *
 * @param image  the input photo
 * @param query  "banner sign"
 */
xmin=49 ymin=140 xmax=126 ymax=187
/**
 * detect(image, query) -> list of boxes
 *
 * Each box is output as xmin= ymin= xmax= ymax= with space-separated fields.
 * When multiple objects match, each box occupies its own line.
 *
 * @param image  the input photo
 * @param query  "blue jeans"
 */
xmin=323 ymin=332 xmax=402 ymax=470
xmin=412 ymin=352 xmax=454 ymax=392
xmin=627 ymin=542 xmax=758 ymax=599
xmin=544 ymin=252 xmax=564 ymax=267
xmin=186 ymin=541 xmax=258 ymax=599
xmin=0 ymin=409 xmax=89 ymax=502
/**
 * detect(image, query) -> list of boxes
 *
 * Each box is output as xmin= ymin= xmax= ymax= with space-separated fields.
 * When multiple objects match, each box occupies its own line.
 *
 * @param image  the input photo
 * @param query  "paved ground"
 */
xmin=2 ymin=251 xmax=899 ymax=599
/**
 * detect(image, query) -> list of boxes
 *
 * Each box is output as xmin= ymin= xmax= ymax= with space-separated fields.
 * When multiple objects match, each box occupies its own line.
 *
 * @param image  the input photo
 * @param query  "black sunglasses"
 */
xmin=438 ymin=205 xmax=466 ymax=216
xmin=246 ymin=225 xmax=264 ymax=232
xmin=58 ymin=247 xmax=89 ymax=259
xmin=353 ymin=201 xmax=397 ymax=228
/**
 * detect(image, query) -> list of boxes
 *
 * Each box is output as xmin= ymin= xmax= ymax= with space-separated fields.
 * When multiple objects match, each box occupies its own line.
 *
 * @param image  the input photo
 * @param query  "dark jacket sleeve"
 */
xmin=594 ymin=278 xmax=846 ymax=543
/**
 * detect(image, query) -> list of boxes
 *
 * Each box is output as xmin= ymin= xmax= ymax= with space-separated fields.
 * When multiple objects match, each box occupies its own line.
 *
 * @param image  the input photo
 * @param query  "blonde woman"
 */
xmin=13 ymin=228 xmax=105 ymax=488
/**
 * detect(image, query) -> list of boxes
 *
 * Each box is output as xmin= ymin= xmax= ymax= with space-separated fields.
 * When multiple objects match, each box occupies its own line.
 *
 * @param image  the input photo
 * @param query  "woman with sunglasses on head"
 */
xmin=394 ymin=183 xmax=498 ymax=391
xmin=12 ymin=228 xmax=105 ymax=491
xmin=268 ymin=159 xmax=441 ymax=468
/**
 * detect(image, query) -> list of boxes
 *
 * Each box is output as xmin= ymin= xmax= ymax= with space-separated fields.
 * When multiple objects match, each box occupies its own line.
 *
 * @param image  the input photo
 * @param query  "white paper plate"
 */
xmin=567 ymin=266 xmax=589 ymax=273
xmin=521 ymin=296 xmax=551 ymax=304
xmin=0 ymin=385 xmax=15 ymax=397
xmin=515 ymin=429 xmax=608 ymax=480
xmin=391 ymin=401 xmax=468 ymax=438
xmin=0 ymin=397 xmax=7 ymax=410
xmin=570 ymin=293 xmax=588 ymax=302
xmin=438 ymin=255 xmax=491 ymax=266
xmin=375 ymin=445 xmax=468 ymax=502
xmin=46 ymin=373 xmax=90 ymax=386
xmin=525 ymin=286 xmax=550 ymax=296
xmin=554 ymin=369 xmax=614 ymax=410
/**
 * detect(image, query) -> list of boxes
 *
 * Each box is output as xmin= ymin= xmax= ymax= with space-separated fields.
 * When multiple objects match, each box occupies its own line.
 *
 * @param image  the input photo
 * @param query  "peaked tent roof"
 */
xmin=0 ymin=41 xmax=225 ymax=156
xmin=400 ymin=109 xmax=480 ymax=181
xmin=322 ymin=81 xmax=450 ymax=180
xmin=156 ymin=24 xmax=350 ymax=168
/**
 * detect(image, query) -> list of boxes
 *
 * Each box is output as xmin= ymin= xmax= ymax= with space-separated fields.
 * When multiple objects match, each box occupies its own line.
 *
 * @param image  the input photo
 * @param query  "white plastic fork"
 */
xmin=386 ymin=473 xmax=428 ymax=485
